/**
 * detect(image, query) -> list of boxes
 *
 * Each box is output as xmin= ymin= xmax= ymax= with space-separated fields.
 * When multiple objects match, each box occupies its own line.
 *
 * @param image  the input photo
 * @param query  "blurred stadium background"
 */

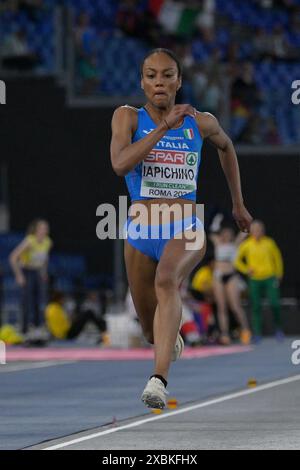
xmin=0 ymin=0 xmax=299 ymax=345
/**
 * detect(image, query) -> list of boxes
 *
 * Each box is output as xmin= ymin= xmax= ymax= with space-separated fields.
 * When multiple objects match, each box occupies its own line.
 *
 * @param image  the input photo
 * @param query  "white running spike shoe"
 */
xmin=171 ymin=317 xmax=184 ymax=361
xmin=171 ymin=333 xmax=185 ymax=361
xmin=141 ymin=377 xmax=169 ymax=409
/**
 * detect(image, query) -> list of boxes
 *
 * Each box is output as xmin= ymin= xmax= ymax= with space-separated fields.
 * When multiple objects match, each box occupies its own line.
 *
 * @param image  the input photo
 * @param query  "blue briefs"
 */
xmin=124 ymin=215 xmax=203 ymax=262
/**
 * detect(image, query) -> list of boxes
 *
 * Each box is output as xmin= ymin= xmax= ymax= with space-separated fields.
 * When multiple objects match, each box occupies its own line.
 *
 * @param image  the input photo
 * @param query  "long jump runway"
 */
xmin=1 ymin=339 xmax=299 ymax=450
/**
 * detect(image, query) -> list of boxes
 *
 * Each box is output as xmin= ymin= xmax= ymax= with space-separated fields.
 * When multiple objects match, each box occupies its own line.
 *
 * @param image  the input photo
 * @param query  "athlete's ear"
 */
xmin=177 ymin=76 xmax=182 ymax=91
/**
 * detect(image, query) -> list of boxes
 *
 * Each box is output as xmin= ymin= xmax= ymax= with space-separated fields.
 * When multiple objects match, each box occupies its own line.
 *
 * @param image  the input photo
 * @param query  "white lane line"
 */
xmin=44 ymin=374 xmax=300 ymax=450
xmin=0 ymin=361 xmax=76 ymax=373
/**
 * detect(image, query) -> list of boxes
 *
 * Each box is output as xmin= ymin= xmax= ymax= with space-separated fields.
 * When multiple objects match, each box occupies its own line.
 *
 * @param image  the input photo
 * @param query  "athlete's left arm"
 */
xmin=196 ymin=112 xmax=253 ymax=233
xmin=270 ymin=239 xmax=284 ymax=280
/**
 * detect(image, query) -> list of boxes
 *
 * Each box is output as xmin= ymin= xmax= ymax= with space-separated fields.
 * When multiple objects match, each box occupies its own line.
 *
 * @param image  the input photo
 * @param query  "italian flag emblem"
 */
xmin=184 ymin=128 xmax=194 ymax=140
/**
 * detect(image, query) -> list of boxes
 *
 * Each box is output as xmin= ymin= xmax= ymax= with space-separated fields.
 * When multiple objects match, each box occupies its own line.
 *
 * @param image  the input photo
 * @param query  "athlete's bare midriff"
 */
xmin=214 ymin=260 xmax=236 ymax=275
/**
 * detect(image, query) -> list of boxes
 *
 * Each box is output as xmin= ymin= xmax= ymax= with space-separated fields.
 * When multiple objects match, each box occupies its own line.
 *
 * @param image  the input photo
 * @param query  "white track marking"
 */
xmin=0 ymin=361 xmax=76 ymax=373
xmin=43 ymin=374 xmax=300 ymax=450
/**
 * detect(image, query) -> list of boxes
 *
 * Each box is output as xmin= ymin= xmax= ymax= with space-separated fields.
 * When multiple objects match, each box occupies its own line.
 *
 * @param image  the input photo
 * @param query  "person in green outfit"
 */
xmin=234 ymin=220 xmax=284 ymax=343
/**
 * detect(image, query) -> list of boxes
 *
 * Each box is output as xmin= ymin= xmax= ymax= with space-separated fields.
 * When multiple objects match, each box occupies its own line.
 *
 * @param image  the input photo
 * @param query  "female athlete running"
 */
xmin=110 ymin=48 xmax=253 ymax=409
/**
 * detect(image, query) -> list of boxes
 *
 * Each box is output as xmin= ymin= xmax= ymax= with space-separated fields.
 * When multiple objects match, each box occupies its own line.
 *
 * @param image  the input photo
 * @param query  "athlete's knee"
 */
xmin=155 ymin=266 xmax=180 ymax=294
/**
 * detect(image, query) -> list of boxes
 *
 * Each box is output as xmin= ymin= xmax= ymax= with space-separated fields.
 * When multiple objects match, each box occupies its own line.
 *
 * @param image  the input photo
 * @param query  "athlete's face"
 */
xmin=36 ymin=222 xmax=49 ymax=239
xmin=141 ymin=53 xmax=181 ymax=109
xmin=220 ymin=228 xmax=234 ymax=243
xmin=250 ymin=222 xmax=265 ymax=239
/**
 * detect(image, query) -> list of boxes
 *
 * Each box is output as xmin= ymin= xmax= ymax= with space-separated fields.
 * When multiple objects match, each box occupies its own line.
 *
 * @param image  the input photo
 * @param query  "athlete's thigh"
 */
xmin=124 ymin=240 xmax=158 ymax=328
xmin=156 ymin=230 xmax=206 ymax=286
xmin=225 ymin=276 xmax=240 ymax=306
xmin=213 ymin=277 xmax=227 ymax=309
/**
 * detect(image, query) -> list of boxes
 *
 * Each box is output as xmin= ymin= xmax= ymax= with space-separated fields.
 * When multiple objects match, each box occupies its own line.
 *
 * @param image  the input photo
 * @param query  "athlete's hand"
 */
xmin=16 ymin=273 xmax=26 ymax=287
xmin=164 ymin=104 xmax=197 ymax=129
xmin=232 ymin=203 xmax=253 ymax=233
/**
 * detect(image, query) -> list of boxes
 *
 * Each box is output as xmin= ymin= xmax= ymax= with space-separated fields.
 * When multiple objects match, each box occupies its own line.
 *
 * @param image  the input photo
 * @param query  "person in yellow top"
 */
xmin=189 ymin=259 xmax=216 ymax=341
xmin=234 ymin=220 xmax=284 ymax=341
xmin=191 ymin=263 xmax=214 ymax=300
xmin=45 ymin=292 xmax=71 ymax=339
xmin=9 ymin=219 xmax=52 ymax=334
xmin=45 ymin=291 xmax=109 ymax=344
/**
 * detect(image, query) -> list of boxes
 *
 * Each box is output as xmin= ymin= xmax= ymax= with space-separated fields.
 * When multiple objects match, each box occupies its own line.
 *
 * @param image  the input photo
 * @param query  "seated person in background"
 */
xmin=45 ymin=291 xmax=109 ymax=345
xmin=190 ymin=256 xmax=214 ymax=302
xmin=189 ymin=257 xmax=217 ymax=343
xmin=179 ymin=279 xmax=202 ymax=347
xmin=80 ymin=290 xmax=110 ymax=344
xmin=80 ymin=290 xmax=104 ymax=318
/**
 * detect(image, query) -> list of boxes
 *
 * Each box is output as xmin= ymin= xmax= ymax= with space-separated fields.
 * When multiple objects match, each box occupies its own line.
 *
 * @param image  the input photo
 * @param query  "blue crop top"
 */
xmin=124 ymin=106 xmax=203 ymax=201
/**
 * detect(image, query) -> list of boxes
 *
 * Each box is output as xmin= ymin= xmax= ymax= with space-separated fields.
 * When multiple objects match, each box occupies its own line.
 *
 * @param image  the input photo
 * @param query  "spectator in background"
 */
xmin=183 ymin=44 xmax=222 ymax=115
xmin=189 ymin=257 xmax=217 ymax=342
xmin=206 ymin=47 xmax=222 ymax=78
xmin=270 ymin=24 xmax=290 ymax=60
xmin=1 ymin=28 xmax=39 ymax=71
xmin=179 ymin=279 xmax=203 ymax=346
xmin=117 ymin=0 xmax=161 ymax=45
xmin=232 ymin=62 xmax=260 ymax=113
xmin=80 ymin=290 xmax=108 ymax=328
xmin=18 ymin=0 xmax=44 ymax=21
xmin=190 ymin=257 xmax=214 ymax=304
xmin=74 ymin=12 xmax=100 ymax=95
xmin=0 ymin=0 xmax=43 ymax=17
xmin=264 ymin=117 xmax=281 ymax=144
xmin=196 ymin=0 xmax=215 ymax=38
xmin=75 ymin=12 xmax=96 ymax=52
xmin=231 ymin=61 xmax=261 ymax=143
xmin=191 ymin=64 xmax=208 ymax=108
xmin=116 ymin=0 xmax=145 ymax=39
xmin=253 ymin=27 xmax=272 ymax=60
xmin=9 ymin=219 xmax=52 ymax=335
xmin=174 ymin=42 xmax=198 ymax=103
xmin=45 ymin=291 xmax=110 ymax=344
xmin=210 ymin=227 xmax=251 ymax=345
xmin=200 ymin=75 xmax=221 ymax=115
xmin=234 ymin=220 xmax=284 ymax=343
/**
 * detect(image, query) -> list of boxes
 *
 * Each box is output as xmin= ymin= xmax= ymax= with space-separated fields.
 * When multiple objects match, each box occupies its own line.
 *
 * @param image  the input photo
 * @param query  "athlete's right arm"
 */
xmin=110 ymin=104 xmax=196 ymax=176
xmin=234 ymin=242 xmax=249 ymax=275
xmin=110 ymin=106 xmax=168 ymax=176
xmin=209 ymin=233 xmax=219 ymax=246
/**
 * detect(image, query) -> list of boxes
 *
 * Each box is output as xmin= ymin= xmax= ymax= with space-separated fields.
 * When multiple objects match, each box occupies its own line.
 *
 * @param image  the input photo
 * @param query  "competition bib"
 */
xmin=140 ymin=148 xmax=198 ymax=199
